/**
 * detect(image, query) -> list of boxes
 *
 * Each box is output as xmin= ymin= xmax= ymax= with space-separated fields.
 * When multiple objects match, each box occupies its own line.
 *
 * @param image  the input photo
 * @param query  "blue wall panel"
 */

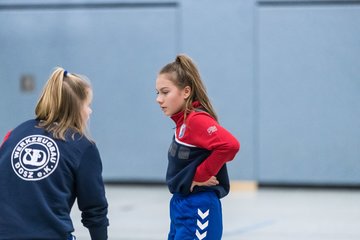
xmin=257 ymin=4 xmax=360 ymax=184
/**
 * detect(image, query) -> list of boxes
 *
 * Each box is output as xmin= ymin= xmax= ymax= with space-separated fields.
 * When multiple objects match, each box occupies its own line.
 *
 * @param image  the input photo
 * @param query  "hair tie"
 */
xmin=64 ymin=70 xmax=68 ymax=77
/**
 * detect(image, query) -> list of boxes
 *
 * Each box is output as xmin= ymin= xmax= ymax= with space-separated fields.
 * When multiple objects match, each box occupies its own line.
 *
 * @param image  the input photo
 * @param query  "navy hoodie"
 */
xmin=0 ymin=119 xmax=108 ymax=240
xmin=166 ymin=102 xmax=240 ymax=198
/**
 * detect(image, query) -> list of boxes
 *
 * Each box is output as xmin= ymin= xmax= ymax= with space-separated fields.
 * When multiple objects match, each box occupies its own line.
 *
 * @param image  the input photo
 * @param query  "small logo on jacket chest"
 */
xmin=11 ymin=135 xmax=60 ymax=181
xmin=178 ymin=124 xmax=186 ymax=138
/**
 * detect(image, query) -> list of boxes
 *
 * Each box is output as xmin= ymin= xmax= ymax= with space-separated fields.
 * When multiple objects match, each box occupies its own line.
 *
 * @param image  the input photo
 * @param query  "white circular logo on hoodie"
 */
xmin=11 ymin=135 xmax=60 ymax=181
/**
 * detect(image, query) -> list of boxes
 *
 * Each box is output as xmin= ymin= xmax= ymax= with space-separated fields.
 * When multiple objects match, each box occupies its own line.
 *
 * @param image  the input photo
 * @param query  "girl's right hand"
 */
xmin=190 ymin=176 xmax=219 ymax=192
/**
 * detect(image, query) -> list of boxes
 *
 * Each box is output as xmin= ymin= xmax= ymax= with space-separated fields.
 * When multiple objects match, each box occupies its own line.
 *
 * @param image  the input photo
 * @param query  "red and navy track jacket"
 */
xmin=0 ymin=119 xmax=108 ymax=240
xmin=166 ymin=102 xmax=240 ymax=198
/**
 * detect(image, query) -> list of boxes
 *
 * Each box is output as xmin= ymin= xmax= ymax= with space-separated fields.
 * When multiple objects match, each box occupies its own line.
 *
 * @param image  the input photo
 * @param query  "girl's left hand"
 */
xmin=190 ymin=176 xmax=219 ymax=192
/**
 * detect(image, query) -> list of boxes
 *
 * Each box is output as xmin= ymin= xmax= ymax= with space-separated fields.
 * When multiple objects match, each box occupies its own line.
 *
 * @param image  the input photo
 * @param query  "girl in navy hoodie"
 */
xmin=156 ymin=54 xmax=240 ymax=240
xmin=0 ymin=67 xmax=109 ymax=240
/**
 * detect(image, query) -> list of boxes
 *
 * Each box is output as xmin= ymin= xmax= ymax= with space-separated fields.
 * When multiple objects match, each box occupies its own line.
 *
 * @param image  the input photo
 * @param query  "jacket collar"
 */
xmin=170 ymin=101 xmax=201 ymax=126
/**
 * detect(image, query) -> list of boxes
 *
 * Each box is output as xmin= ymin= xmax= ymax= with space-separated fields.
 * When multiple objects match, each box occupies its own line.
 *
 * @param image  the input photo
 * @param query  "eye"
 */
xmin=157 ymin=88 xmax=170 ymax=95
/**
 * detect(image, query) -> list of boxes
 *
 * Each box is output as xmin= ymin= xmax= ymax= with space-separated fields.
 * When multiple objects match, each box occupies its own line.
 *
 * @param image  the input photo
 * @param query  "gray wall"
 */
xmin=0 ymin=0 xmax=359 ymax=185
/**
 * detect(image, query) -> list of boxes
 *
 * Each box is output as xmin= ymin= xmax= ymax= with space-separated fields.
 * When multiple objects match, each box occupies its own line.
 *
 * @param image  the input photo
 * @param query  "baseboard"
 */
xmin=230 ymin=181 xmax=258 ymax=191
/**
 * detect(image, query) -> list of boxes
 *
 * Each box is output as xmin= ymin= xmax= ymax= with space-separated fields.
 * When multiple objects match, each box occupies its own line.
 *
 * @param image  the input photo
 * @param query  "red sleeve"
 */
xmin=185 ymin=113 xmax=240 ymax=182
xmin=1 ymin=130 xmax=12 ymax=148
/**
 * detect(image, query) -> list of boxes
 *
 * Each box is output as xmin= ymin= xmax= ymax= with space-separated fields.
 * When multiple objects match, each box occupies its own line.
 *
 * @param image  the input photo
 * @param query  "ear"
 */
xmin=183 ymin=86 xmax=191 ymax=99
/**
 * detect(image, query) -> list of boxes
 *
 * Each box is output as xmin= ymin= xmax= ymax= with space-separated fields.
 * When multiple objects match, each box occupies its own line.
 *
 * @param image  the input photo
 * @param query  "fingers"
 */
xmin=209 ymin=176 xmax=219 ymax=185
xmin=190 ymin=182 xmax=195 ymax=192
xmin=190 ymin=176 xmax=219 ymax=192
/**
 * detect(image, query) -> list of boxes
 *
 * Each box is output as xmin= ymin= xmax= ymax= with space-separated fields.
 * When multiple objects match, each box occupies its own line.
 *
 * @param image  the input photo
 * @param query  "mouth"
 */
xmin=160 ymin=106 xmax=167 ymax=112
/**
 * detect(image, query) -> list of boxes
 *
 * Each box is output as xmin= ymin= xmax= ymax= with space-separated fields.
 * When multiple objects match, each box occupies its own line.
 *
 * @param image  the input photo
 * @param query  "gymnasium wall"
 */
xmin=0 ymin=0 xmax=359 ymax=186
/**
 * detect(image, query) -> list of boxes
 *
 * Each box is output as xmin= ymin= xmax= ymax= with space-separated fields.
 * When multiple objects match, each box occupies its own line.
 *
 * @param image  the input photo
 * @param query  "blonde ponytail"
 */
xmin=35 ymin=67 xmax=91 ymax=140
xmin=35 ymin=68 xmax=64 ymax=123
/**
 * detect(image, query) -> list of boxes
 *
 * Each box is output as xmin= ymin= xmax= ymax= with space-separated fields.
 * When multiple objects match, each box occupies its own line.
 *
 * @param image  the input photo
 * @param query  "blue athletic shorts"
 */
xmin=168 ymin=191 xmax=222 ymax=240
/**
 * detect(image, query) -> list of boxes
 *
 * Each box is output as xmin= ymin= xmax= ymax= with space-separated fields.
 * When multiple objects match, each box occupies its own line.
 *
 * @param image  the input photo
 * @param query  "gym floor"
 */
xmin=71 ymin=185 xmax=360 ymax=240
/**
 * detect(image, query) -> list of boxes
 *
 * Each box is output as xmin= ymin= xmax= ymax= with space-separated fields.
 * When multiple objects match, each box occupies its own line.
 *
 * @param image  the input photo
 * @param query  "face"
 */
xmin=156 ymin=74 xmax=190 ymax=116
xmin=81 ymin=88 xmax=93 ymax=123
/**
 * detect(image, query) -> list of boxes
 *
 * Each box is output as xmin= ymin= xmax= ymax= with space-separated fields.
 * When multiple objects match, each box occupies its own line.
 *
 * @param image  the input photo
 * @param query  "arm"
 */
xmin=76 ymin=143 xmax=109 ymax=240
xmin=187 ymin=113 xmax=240 ymax=182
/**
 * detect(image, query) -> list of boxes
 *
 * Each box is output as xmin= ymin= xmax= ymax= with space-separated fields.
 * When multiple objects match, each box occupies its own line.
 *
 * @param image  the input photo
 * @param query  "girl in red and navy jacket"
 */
xmin=156 ymin=54 xmax=240 ymax=240
xmin=0 ymin=68 xmax=109 ymax=240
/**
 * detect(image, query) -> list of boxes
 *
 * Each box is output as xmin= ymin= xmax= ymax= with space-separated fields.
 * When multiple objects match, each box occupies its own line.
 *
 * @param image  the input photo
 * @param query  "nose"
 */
xmin=156 ymin=94 xmax=163 ymax=104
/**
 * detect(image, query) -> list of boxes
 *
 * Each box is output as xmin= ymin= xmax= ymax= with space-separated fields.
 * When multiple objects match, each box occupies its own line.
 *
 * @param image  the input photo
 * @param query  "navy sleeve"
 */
xmin=76 ymin=143 xmax=109 ymax=240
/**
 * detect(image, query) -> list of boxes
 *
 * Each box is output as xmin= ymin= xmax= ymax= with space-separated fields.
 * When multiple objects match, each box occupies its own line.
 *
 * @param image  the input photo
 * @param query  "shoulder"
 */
xmin=60 ymin=134 xmax=99 ymax=169
xmin=186 ymin=110 xmax=218 ymax=132
xmin=13 ymin=119 xmax=38 ymax=129
xmin=177 ymin=110 xmax=220 ymax=144
xmin=187 ymin=110 xmax=217 ymax=124
xmin=66 ymin=133 xmax=96 ymax=151
xmin=6 ymin=119 xmax=41 ymax=140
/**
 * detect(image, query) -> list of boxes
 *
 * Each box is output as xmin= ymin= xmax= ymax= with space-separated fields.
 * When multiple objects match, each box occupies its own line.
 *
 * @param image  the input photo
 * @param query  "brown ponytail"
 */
xmin=159 ymin=54 xmax=218 ymax=121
